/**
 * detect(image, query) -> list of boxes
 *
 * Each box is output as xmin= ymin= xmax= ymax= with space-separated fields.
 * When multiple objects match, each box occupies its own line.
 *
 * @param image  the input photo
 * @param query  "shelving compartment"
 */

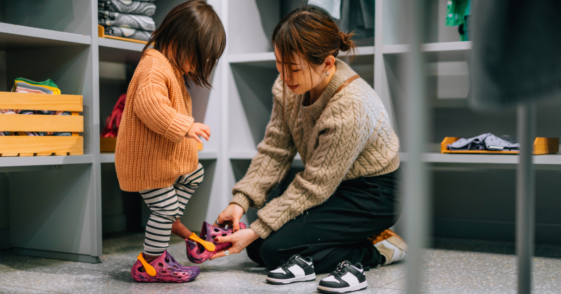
xmin=382 ymin=0 xmax=466 ymax=47
xmin=228 ymin=0 xmax=374 ymax=56
xmin=0 ymin=0 xmax=93 ymax=50
xmin=0 ymin=92 xmax=84 ymax=157
xmin=0 ymin=43 xmax=94 ymax=159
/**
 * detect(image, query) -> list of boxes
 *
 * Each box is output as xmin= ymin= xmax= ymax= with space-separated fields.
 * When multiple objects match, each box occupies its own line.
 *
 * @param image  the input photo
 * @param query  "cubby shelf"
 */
xmin=98 ymin=38 xmax=144 ymax=52
xmin=399 ymin=152 xmax=561 ymax=169
xmin=0 ymin=22 xmax=91 ymax=49
xmin=100 ymin=151 xmax=219 ymax=164
xmin=98 ymin=38 xmax=144 ymax=63
xmin=0 ymin=154 xmax=94 ymax=168
xmin=383 ymin=41 xmax=471 ymax=62
xmin=229 ymin=46 xmax=376 ymax=65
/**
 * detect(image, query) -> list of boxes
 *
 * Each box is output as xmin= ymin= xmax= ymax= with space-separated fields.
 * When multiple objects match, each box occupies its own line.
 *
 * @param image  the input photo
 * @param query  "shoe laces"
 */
xmin=280 ymin=255 xmax=300 ymax=271
xmin=330 ymin=261 xmax=349 ymax=278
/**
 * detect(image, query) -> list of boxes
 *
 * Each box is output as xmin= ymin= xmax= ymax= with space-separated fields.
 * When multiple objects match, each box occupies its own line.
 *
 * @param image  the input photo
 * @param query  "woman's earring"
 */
xmin=324 ymin=71 xmax=329 ymax=77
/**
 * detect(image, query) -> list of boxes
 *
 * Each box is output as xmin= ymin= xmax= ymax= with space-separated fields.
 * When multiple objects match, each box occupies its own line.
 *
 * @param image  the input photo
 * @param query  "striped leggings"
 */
xmin=140 ymin=163 xmax=204 ymax=256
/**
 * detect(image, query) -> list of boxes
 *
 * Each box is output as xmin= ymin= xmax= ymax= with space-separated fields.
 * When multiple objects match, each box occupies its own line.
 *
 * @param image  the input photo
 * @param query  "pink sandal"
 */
xmin=131 ymin=250 xmax=200 ymax=283
xmin=186 ymin=221 xmax=247 ymax=264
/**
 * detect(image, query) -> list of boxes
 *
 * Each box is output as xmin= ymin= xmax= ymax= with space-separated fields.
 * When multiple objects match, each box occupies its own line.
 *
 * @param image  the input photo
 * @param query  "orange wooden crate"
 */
xmin=441 ymin=137 xmax=559 ymax=155
xmin=98 ymin=25 xmax=148 ymax=45
xmin=0 ymin=92 xmax=84 ymax=157
xmin=100 ymin=136 xmax=203 ymax=152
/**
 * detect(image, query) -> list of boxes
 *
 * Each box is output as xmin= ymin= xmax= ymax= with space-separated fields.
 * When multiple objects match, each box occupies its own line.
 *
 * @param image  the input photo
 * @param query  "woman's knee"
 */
xmin=258 ymin=239 xmax=282 ymax=269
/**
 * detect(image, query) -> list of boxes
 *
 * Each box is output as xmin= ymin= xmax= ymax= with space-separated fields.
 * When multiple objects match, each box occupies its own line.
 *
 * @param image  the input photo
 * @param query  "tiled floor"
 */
xmin=0 ymin=235 xmax=560 ymax=294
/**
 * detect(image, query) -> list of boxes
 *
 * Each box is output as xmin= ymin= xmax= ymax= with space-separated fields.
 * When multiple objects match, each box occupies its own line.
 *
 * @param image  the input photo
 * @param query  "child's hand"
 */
xmin=186 ymin=123 xmax=211 ymax=143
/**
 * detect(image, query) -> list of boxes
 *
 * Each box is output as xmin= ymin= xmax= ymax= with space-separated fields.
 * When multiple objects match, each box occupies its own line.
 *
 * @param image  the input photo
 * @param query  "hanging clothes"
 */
xmin=445 ymin=0 xmax=470 ymax=41
xmin=309 ymin=0 xmax=374 ymax=40
xmin=469 ymin=0 xmax=561 ymax=110
xmin=308 ymin=0 xmax=342 ymax=19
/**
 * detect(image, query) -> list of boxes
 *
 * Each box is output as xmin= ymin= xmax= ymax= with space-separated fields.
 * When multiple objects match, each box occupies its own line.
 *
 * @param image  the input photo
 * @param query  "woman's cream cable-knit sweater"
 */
xmin=230 ymin=59 xmax=400 ymax=239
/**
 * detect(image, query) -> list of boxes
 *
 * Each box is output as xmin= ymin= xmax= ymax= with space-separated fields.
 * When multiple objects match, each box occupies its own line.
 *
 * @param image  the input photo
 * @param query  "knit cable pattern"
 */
xmin=230 ymin=60 xmax=400 ymax=238
xmin=115 ymin=49 xmax=199 ymax=192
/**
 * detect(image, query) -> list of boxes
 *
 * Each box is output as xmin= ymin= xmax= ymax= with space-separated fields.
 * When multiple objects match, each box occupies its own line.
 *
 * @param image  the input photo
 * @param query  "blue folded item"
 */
xmin=448 ymin=133 xmax=519 ymax=151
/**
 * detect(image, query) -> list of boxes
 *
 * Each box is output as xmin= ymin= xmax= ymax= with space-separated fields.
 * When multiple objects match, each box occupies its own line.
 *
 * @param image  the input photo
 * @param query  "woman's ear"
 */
xmin=324 ymin=55 xmax=336 ymax=71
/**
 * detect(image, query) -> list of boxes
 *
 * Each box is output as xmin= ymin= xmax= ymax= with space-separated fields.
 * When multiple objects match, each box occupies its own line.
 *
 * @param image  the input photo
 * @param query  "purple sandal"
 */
xmin=131 ymin=250 xmax=200 ymax=283
xmin=186 ymin=221 xmax=247 ymax=264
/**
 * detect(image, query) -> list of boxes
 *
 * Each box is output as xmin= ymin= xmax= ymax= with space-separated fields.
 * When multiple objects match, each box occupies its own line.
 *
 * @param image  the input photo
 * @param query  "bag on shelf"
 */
xmin=98 ymin=0 xmax=156 ymax=16
xmin=101 ymin=93 xmax=127 ymax=138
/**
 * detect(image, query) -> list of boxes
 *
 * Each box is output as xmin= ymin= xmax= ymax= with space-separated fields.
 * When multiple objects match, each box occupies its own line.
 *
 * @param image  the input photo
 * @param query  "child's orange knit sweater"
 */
xmin=115 ymin=49 xmax=198 ymax=192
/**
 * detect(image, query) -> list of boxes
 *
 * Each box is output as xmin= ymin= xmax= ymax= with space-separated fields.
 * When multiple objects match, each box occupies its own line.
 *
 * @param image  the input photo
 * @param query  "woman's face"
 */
xmin=274 ymin=46 xmax=324 ymax=95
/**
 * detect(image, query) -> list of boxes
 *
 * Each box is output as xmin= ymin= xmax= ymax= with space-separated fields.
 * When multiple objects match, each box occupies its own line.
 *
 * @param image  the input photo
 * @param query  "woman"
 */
xmin=212 ymin=5 xmax=406 ymax=284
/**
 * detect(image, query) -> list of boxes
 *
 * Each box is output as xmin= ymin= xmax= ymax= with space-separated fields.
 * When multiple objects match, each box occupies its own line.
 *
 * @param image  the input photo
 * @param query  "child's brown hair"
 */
xmin=143 ymin=0 xmax=226 ymax=88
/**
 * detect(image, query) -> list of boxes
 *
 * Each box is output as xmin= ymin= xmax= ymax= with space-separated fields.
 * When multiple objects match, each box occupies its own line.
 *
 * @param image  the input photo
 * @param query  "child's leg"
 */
xmin=171 ymin=163 xmax=205 ymax=239
xmin=140 ymin=185 xmax=181 ymax=262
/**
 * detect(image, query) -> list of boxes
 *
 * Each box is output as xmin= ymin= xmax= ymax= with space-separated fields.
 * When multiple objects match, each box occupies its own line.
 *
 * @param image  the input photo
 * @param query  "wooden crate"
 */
xmin=98 ymin=25 xmax=148 ymax=45
xmin=100 ymin=136 xmax=203 ymax=153
xmin=0 ymin=92 xmax=84 ymax=157
xmin=441 ymin=137 xmax=559 ymax=155
xmin=100 ymin=137 xmax=117 ymax=152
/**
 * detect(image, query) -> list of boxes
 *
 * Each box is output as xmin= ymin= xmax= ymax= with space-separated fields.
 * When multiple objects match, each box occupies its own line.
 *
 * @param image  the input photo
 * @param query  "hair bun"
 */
xmin=339 ymin=31 xmax=356 ymax=52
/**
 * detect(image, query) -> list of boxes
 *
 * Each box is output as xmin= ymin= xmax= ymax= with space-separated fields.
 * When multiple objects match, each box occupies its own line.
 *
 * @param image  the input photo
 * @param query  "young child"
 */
xmin=115 ymin=0 xmax=225 ymax=283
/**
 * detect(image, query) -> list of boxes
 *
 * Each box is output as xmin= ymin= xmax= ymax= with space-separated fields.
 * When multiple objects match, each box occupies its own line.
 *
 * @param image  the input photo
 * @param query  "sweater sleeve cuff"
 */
xmin=230 ymin=193 xmax=251 ymax=213
xmin=250 ymin=218 xmax=273 ymax=239
xmin=165 ymin=113 xmax=194 ymax=143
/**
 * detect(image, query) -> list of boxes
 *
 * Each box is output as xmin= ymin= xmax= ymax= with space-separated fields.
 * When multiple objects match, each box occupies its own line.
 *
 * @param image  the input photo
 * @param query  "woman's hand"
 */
xmin=186 ymin=123 xmax=211 ymax=143
xmin=217 ymin=204 xmax=245 ymax=232
xmin=210 ymin=228 xmax=259 ymax=260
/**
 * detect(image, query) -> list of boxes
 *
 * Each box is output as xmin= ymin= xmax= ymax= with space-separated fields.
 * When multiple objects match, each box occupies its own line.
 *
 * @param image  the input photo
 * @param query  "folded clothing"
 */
xmin=104 ymin=26 xmax=151 ymax=41
xmin=98 ymin=0 xmax=156 ymax=16
xmin=448 ymin=133 xmax=519 ymax=151
xmin=99 ymin=10 xmax=155 ymax=31
xmin=2 ymin=78 xmax=70 ymax=137
xmin=12 ymin=77 xmax=61 ymax=95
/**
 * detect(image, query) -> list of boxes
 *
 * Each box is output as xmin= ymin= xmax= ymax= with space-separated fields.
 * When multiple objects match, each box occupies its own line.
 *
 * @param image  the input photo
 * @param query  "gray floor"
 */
xmin=1 ymin=234 xmax=560 ymax=294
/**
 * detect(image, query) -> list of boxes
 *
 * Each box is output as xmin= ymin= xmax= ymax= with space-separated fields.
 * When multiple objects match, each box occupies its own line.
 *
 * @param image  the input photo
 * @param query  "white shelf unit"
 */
xmin=0 ymin=0 xmax=100 ymax=261
xmin=2 ymin=0 xmax=561 ymax=263
xmin=381 ymin=0 xmax=561 ymax=244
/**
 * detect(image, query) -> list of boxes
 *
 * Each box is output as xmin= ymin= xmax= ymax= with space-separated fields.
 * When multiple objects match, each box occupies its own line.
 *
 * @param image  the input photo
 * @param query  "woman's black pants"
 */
xmin=246 ymin=169 xmax=400 ymax=274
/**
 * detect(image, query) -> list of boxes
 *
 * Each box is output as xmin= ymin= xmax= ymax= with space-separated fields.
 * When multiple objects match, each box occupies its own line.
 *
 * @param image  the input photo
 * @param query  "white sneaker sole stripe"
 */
xmin=317 ymin=281 xmax=368 ymax=293
xmin=266 ymin=273 xmax=316 ymax=284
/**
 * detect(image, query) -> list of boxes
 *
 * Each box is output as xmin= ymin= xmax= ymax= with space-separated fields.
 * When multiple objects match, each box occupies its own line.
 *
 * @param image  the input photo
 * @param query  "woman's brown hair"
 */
xmin=272 ymin=5 xmax=356 ymax=81
xmin=143 ymin=0 xmax=226 ymax=88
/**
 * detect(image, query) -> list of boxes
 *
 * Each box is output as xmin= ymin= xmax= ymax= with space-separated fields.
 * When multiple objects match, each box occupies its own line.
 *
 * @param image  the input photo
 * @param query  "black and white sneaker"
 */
xmin=317 ymin=261 xmax=367 ymax=293
xmin=266 ymin=254 xmax=316 ymax=285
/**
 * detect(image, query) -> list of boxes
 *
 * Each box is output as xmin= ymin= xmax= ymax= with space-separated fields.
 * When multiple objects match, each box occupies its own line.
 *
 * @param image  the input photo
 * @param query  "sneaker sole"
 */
xmin=317 ymin=281 xmax=368 ymax=293
xmin=266 ymin=273 xmax=316 ymax=285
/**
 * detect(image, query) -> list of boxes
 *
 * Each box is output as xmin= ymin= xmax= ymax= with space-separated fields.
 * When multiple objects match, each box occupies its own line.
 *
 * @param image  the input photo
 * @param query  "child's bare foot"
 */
xmin=171 ymin=219 xmax=193 ymax=239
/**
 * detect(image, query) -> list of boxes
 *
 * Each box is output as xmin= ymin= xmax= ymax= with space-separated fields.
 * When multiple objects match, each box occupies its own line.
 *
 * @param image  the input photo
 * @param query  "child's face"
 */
xmin=274 ymin=46 xmax=325 ymax=95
